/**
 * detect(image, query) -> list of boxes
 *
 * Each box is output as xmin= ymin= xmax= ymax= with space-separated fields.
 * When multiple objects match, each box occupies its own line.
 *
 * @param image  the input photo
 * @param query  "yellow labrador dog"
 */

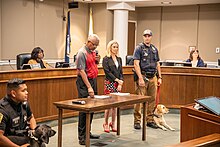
xmin=153 ymin=104 xmax=175 ymax=131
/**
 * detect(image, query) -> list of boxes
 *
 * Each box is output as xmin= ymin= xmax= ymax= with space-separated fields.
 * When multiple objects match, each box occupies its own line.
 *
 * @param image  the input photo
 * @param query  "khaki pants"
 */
xmin=134 ymin=76 xmax=157 ymax=124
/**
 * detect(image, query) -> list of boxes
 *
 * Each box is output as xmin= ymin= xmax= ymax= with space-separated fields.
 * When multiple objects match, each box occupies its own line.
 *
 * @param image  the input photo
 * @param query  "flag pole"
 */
xmin=65 ymin=11 xmax=71 ymax=63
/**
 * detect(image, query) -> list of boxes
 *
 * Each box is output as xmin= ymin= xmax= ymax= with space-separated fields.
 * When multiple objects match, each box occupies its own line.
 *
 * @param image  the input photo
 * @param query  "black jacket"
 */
xmin=102 ymin=56 xmax=123 ymax=82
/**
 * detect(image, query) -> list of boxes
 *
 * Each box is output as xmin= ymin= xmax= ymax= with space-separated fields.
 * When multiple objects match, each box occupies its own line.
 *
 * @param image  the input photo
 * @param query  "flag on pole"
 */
xmin=65 ymin=11 xmax=71 ymax=63
xmin=88 ymin=7 xmax=93 ymax=35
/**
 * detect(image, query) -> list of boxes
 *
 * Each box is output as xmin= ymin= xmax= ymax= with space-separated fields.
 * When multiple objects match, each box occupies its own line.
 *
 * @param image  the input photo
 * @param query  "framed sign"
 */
xmin=189 ymin=46 xmax=196 ymax=53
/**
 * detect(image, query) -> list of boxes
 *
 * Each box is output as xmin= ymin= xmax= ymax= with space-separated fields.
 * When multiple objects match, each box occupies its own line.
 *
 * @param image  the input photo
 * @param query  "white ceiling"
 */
xmin=76 ymin=0 xmax=220 ymax=7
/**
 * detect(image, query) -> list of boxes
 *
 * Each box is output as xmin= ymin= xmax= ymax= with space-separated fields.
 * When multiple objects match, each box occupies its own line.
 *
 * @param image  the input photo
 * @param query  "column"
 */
xmin=107 ymin=2 xmax=135 ymax=65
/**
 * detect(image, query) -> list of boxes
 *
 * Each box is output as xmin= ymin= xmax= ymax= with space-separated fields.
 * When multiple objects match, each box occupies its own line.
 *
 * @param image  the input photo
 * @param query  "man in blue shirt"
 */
xmin=133 ymin=29 xmax=162 ymax=130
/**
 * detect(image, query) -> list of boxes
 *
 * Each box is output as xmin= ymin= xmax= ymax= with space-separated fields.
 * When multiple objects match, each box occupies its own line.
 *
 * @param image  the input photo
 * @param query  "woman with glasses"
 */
xmin=28 ymin=47 xmax=49 ymax=68
xmin=186 ymin=49 xmax=205 ymax=67
xmin=102 ymin=40 xmax=124 ymax=133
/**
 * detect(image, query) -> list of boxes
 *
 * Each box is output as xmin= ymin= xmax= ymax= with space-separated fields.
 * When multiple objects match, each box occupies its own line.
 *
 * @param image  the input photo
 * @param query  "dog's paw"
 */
xmin=162 ymin=127 xmax=167 ymax=131
xmin=170 ymin=128 xmax=175 ymax=131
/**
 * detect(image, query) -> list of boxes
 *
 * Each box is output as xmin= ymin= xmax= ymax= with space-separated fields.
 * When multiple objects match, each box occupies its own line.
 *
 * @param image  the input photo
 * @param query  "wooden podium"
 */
xmin=180 ymin=104 xmax=220 ymax=142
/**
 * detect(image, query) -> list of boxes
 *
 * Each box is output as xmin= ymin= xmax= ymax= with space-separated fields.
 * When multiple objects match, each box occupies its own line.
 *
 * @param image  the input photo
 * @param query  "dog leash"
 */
xmin=156 ymin=86 xmax=160 ymax=106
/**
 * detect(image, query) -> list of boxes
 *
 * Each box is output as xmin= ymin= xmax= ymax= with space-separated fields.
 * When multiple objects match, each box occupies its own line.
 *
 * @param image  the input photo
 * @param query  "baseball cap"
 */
xmin=143 ymin=29 xmax=153 ymax=36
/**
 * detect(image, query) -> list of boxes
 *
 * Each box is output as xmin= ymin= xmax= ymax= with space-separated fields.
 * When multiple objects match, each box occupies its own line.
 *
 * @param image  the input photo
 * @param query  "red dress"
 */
xmin=104 ymin=80 xmax=118 ymax=94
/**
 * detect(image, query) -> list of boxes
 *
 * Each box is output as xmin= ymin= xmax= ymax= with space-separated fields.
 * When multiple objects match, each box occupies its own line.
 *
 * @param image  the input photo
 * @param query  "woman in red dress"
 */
xmin=102 ymin=40 xmax=124 ymax=133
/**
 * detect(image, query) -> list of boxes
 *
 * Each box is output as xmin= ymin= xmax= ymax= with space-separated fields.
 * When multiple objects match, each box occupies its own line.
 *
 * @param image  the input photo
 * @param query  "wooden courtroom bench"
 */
xmin=166 ymin=133 xmax=220 ymax=147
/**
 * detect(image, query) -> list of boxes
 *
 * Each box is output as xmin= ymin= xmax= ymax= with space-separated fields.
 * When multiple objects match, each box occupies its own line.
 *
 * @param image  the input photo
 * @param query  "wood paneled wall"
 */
xmin=160 ymin=67 xmax=220 ymax=108
xmin=0 ymin=66 xmax=219 ymax=122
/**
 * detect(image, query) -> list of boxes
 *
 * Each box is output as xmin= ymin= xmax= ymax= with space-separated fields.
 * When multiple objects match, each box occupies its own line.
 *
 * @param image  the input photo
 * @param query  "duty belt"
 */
xmin=141 ymin=71 xmax=156 ymax=79
xmin=10 ymin=129 xmax=28 ymax=136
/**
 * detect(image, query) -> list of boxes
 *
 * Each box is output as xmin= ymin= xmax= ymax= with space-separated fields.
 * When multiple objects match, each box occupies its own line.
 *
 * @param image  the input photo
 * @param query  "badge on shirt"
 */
xmin=12 ymin=117 xmax=20 ymax=127
xmin=152 ymin=46 xmax=156 ymax=51
xmin=144 ymin=52 xmax=148 ymax=56
xmin=0 ymin=113 xmax=3 ymax=123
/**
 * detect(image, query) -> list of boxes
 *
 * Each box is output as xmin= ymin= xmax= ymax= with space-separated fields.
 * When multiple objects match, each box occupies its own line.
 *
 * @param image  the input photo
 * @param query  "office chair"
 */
xmin=126 ymin=55 xmax=134 ymax=65
xmin=73 ymin=54 xmax=77 ymax=62
xmin=16 ymin=53 xmax=31 ymax=70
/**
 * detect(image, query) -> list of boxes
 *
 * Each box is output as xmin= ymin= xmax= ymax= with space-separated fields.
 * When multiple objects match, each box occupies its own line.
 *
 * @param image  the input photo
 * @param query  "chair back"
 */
xmin=16 ymin=53 xmax=31 ymax=70
xmin=126 ymin=55 xmax=134 ymax=65
xmin=74 ymin=54 xmax=77 ymax=62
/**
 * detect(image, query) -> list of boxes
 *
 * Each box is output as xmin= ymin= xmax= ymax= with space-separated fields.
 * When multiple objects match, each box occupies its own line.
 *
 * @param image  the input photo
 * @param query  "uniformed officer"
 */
xmin=0 ymin=78 xmax=36 ymax=146
xmin=133 ymin=29 xmax=162 ymax=130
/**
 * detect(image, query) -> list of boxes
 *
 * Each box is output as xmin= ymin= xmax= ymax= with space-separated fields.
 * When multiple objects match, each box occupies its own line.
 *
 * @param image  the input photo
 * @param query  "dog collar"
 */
xmin=29 ymin=131 xmax=39 ymax=141
xmin=153 ymin=113 xmax=162 ymax=118
xmin=30 ymin=135 xmax=39 ymax=141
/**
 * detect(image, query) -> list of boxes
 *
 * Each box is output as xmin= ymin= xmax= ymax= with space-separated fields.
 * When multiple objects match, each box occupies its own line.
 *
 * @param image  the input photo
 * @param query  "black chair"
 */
xmin=126 ymin=55 xmax=134 ymax=65
xmin=73 ymin=54 xmax=77 ymax=62
xmin=16 ymin=53 xmax=31 ymax=70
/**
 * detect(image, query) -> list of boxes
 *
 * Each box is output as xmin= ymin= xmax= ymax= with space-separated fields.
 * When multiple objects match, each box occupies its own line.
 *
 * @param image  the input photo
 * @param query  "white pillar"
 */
xmin=107 ymin=2 xmax=135 ymax=66
xmin=114 ymin=10 xmax=128 ymax=65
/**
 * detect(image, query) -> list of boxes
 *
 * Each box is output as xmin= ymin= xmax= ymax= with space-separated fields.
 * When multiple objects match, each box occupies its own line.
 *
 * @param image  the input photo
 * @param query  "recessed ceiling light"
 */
xmin=161 ymin=1 xmax=172 ymax=5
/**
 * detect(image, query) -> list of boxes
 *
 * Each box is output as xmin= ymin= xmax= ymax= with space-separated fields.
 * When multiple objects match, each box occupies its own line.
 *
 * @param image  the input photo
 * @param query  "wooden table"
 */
xmin=53 ymin=94 xmax=151 ymax=147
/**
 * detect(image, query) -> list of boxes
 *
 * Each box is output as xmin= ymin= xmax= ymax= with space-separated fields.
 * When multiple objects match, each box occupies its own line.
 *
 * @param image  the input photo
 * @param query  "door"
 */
xmin=127 ymin=21 xmax=136 ymax=55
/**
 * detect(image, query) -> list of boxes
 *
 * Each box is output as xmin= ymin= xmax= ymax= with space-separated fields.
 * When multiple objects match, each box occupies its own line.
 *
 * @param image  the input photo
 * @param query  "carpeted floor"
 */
xmin=46 ymin=109 xmax=180 ymax=147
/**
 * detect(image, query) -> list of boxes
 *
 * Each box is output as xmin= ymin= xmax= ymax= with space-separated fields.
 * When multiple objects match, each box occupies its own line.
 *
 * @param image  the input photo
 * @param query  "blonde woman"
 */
xmin=102 ymin=40 xmax=123 ymax=133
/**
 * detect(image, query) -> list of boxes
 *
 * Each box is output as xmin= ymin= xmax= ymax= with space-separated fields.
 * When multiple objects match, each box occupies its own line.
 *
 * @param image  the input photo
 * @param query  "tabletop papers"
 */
xmin=94 ymin=95 xmax=112 ymax=99
xmin=110 ymin=92 xmax=130 ymax=96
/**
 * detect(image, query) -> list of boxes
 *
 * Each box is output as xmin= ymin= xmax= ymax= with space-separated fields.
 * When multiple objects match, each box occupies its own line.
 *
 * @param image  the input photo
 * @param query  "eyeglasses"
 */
xmin=192 ymin=50 xmax=199 ymax=53
xmin=89 ymin=41 xmax=99 ymax=48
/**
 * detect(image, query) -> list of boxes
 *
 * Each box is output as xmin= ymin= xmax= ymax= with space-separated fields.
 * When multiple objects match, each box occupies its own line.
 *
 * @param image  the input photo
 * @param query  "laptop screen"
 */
xmin=195 ymin=96 xmax=220 ymax=116
xmin=55 ymin=62 xmax=70 ymax=68
xmin=21 ymin=64 xmax=31 ymax=70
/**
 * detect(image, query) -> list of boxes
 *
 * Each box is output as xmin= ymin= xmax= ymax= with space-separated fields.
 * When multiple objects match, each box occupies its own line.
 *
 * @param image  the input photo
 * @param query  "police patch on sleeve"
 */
xmin=0 ymin=113 xmax=3 ymax=123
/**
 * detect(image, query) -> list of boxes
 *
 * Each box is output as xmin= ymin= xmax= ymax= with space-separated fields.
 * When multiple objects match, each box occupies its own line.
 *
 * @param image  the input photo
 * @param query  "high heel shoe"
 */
xmin=103 ymin=124 xmax=110 ymax=133
xmin=109 ymin=122 xmax=117 ymax=132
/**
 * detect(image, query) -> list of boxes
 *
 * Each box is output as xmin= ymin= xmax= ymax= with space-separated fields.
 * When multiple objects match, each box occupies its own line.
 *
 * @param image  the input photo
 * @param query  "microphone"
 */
xmin=8 ymin=60 xmax=15 ymax=70
xmin=46 ymin=62 xmax=54 ymax=68
xmin=72 ymin=100 xmax=86 ymax=105
xmin=95 ymin=50 xmax=98 ymax=56
xmin=95 ymin=50 xmax=100 ymax=64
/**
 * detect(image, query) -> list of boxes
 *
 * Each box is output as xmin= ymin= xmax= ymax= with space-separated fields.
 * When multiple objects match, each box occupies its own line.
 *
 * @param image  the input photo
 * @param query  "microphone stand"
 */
xmin=8 ymin=60 xmax=15 ymax=70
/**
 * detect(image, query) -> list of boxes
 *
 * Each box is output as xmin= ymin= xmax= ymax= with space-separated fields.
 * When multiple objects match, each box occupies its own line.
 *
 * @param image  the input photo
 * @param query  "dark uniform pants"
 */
xmin=8 ymin=136 xmax=29 ymax=146
xmin=76 ymin=76 xmax=97 ymax=141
